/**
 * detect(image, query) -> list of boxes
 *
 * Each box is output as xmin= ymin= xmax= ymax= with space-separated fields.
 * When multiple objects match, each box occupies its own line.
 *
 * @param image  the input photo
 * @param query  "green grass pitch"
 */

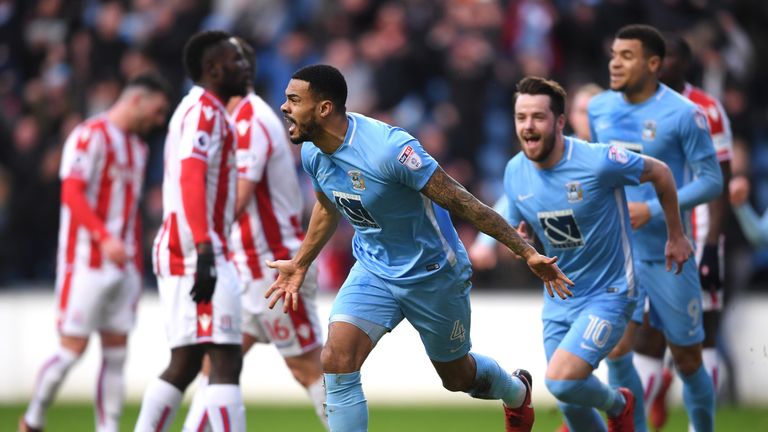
xmin=3 ymin=403 xmax=768 ymax=431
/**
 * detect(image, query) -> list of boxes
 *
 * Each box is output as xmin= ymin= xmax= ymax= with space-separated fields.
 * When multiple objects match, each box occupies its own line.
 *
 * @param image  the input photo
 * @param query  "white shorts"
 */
xmin=241 ymin=263 xmax=323 ymax=357
xmin=156 ymin=261 xmax=242 ymax=349
xmin=55 ymin=262 xmax=141 ymax=336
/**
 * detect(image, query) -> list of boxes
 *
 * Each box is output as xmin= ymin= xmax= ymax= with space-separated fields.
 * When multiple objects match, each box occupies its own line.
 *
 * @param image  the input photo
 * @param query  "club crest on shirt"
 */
xmin=348 ymin=170 xmax=366 ymax=191
xmin=566 ymin=181 xmax=583 ymax=203
xmin=397 ymin=145 xmax=422 ymax=170
xmin=642 ymin=120 xmax=656 ymax=141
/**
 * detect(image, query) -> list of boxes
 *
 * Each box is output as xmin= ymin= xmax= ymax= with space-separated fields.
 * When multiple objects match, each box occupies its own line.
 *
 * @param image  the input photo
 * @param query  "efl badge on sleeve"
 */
xmin=608 ymin=145 xmax=629 ymax=164
xmin=566 ymin=181 xmax=583 ymax=203
xmin=641 ymin=120 xmax=657 ymax=141
xmin=348 ymin=170 xmax=366 ymax=191
xmin=397 ymin=145 xmax=422 ymax=170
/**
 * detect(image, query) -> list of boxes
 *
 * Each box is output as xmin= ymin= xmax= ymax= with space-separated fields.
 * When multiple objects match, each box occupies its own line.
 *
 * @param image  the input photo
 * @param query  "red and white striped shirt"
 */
xmin=229 ymin=93 xmax=305 ymax=281
xmin=684 ymin=83 xmax=733 ymax=246
xmin=153 ymin=86 xmax=237 ymax=276
xmin=57 ymin=116 xmax=148 ymax=271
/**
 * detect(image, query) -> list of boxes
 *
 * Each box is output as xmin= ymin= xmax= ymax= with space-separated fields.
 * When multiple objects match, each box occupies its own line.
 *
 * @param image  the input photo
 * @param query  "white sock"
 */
xmin=205 ymin=384 xmax=246 ymax=432
xmin=24 ymin=347 xmax=79 ymax=428
xmin=95 ymin=346 xmax=127 ymax=432
xmin=633 ymin=353 xmax=664 ymax=410
xmin=306 ymin=377 xmax=329 ymax=430
xmin=134 ymin=378 xmax=183 ymax=432
xmin=182 ymin=375 xmax=210 ymax=432
xmin=702 ymin=348 xmax=720 ymax=391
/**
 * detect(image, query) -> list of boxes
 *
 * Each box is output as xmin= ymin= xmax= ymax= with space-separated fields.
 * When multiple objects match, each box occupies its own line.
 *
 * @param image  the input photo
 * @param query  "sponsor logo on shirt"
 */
xmin=609 ymin=140 xmax=643 ymax=154
xmin=537 ymin=209 xmax=584 ymax=249
xmin=332 ymin=190 xmax=381 ymax=229
xmin=397 ymin=145 xmax=422 ymax=170
xmin=642 ymin=120 xmax=656 ymax=141
xmin=566 ymin=181 xmax=583 ymax=203
xmin=347 ymin=170 xmax=366 ymax=191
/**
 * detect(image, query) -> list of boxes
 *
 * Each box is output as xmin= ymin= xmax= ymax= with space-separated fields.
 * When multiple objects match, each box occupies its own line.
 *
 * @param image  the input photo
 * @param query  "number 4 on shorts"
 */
xmin=450 ymin=320 xmax=466 ymax=343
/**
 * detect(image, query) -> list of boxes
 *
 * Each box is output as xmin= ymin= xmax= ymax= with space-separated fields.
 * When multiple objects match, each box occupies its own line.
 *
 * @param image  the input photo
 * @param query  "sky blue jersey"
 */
xmin=302 ymin=113 xmax=471 ymax=284
xmin=588 ymin=84 xmax=721 ymax=261
xmin=502 ymin=138 xmax=643 ymax=305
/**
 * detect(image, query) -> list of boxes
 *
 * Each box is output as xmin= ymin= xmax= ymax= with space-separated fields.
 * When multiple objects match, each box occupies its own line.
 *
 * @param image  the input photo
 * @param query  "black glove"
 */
xmin=191 ymin=242 xmax=217 ymax=303
xmin=698 ymin=243 xmax=721 ymax=293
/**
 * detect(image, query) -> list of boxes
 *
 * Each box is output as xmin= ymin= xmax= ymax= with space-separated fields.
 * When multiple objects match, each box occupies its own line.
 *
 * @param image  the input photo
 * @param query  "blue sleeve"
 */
xmin=380 ymin=127 xmax=438 ymax=190
xmin=597 ymin=144 xmax=644 ymax=187
xmin=502 ymin=162 xmax=523 ymax=227
xmin=646 ymin=107 xmax=723 ymax=217
xmin=734 ymin=203 xmax=768 ymax=247
xmin=475 ymin=195 xmax=510 ymax=247
xmin=587 ymin=98 xmax=600 ymax=143
xmin=300 ymin=144 xmax=322 ymax=192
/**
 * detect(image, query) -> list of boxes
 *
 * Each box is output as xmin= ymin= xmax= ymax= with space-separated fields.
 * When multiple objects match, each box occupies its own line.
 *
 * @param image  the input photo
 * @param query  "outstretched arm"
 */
xmin=421 ymin=167 xmax=573 ymax=298
xmin=265 ymin=190 xmax=341 ymax=311
xmin=639 ymin=156 xmax=693 ymax=274
xmin=730 ymin=176 xmax=768 ymax=247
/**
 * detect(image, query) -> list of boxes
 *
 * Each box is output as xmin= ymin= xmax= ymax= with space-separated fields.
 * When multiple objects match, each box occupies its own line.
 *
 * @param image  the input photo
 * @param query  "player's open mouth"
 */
xmin=284 ymin=117 xmax=297 ymax=134
xmin=523 ymin=135 xmax=541 ymax=147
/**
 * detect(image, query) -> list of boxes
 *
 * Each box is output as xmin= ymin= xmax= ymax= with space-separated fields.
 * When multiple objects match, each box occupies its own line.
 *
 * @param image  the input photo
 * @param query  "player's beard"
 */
xmin=288 ymin=115 xmax=320 ymax=144
xmin=522 ymin=126 xmax=556 ymax=163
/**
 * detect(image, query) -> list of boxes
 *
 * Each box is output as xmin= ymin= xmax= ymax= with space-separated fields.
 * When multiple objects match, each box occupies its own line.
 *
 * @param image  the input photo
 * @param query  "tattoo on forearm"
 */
xmin=423 ymin=168 xmax=532 ymax=257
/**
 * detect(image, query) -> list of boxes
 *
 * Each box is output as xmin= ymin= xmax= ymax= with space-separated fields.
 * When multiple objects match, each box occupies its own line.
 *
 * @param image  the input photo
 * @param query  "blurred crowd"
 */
xmin=0 ymin=0 xmax=766 ymax=293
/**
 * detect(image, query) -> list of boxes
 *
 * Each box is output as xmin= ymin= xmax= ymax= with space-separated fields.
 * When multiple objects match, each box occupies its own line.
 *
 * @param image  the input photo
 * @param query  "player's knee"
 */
xmin=441 ymin=374 xmax=473 ymax=393
xmin=209 ymin=353 xmax=242 ymax=384
xmin=60 ymin=336 xmax=89 ymax=356
xmin=321 ymin=344 xmax=359 ymax=373
xmin=545 ymin=378 xmax=582 ymax=403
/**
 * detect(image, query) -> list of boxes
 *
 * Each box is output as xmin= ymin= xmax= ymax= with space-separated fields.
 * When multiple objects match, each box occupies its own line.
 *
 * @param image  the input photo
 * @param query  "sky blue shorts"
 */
xmin=631 ymin=259 xmax=704 ymax=346
xmin=543 ymin=295 xmax=635 ymax=368
xmin=330 ymin=262 xmax=473 ymax=362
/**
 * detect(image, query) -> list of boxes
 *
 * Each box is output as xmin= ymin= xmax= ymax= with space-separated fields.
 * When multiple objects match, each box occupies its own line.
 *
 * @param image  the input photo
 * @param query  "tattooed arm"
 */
xmin=421 ymin=166 xmax=574 ymax=297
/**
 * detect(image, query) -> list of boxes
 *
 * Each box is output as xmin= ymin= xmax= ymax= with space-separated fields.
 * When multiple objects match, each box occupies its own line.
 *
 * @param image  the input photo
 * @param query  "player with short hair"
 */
xmin=265 ymin=64 xmax=574 ymax=432
xmin=134 ymin=30 xmax=250 ymax=432
xmin=589 ymin=24 xmax=723 ymax=432
xmin=181 ymin=38 xmax=328 ymax=431
xmin=504 ymin=76 xmax=691 ymax=432
xmin=640 ymin=33 xmax=735 ymax=429
xmin=20 ymin=73 xmax=171 ymax=432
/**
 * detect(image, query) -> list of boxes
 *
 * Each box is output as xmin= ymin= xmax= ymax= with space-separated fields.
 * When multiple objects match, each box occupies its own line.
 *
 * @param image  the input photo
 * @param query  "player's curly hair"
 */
xmin=616 ymin=24 xmax=666 ymax=61
xmin=515 ymin=76 xmax=567 ymax=117
xmin=183 ymin=30 xmax=233 ymax=82
xmin=291 ymin=64 xmax=347 ymax=113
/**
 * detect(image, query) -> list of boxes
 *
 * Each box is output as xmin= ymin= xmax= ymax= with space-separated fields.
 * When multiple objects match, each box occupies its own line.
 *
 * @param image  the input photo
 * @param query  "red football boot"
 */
xmin=650 ymin=367 xmax=674 ymax=430
xmin=503 ymin=369 xmax=535 ymax=432
xmin=607 ymin=387 xmax=636 ymax=432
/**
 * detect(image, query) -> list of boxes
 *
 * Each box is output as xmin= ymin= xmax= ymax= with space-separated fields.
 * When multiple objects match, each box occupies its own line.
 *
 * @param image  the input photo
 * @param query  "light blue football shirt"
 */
xmin=588 ymin=84 xmax=720 ymax=261
xmin=302 ymin=113 xmax=471 ymax=284
xmin=502 ymin=138 xmax=643 ymax=310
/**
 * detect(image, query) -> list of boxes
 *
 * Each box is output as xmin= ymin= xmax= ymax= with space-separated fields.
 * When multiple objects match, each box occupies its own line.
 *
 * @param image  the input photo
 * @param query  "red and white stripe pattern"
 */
xmin=153 ymin=86 xmax=237 ymax=275
xmin=684 ymin=83 xmax=733 ymax=253
xmin=56 ymin=116 xmax=147 ymax=321
xmin=229 ymin=93 xmax=304 ymax=281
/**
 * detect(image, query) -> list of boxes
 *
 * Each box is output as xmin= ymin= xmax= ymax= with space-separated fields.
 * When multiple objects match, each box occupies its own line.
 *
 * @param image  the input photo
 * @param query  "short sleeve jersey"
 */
xmin=588 ymin=84 xmax=716 ymax=261
xmin=503 ymin=138 xmax=643 ymax=309
xmin=301 ymin=113 xmax=471 ymax=284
